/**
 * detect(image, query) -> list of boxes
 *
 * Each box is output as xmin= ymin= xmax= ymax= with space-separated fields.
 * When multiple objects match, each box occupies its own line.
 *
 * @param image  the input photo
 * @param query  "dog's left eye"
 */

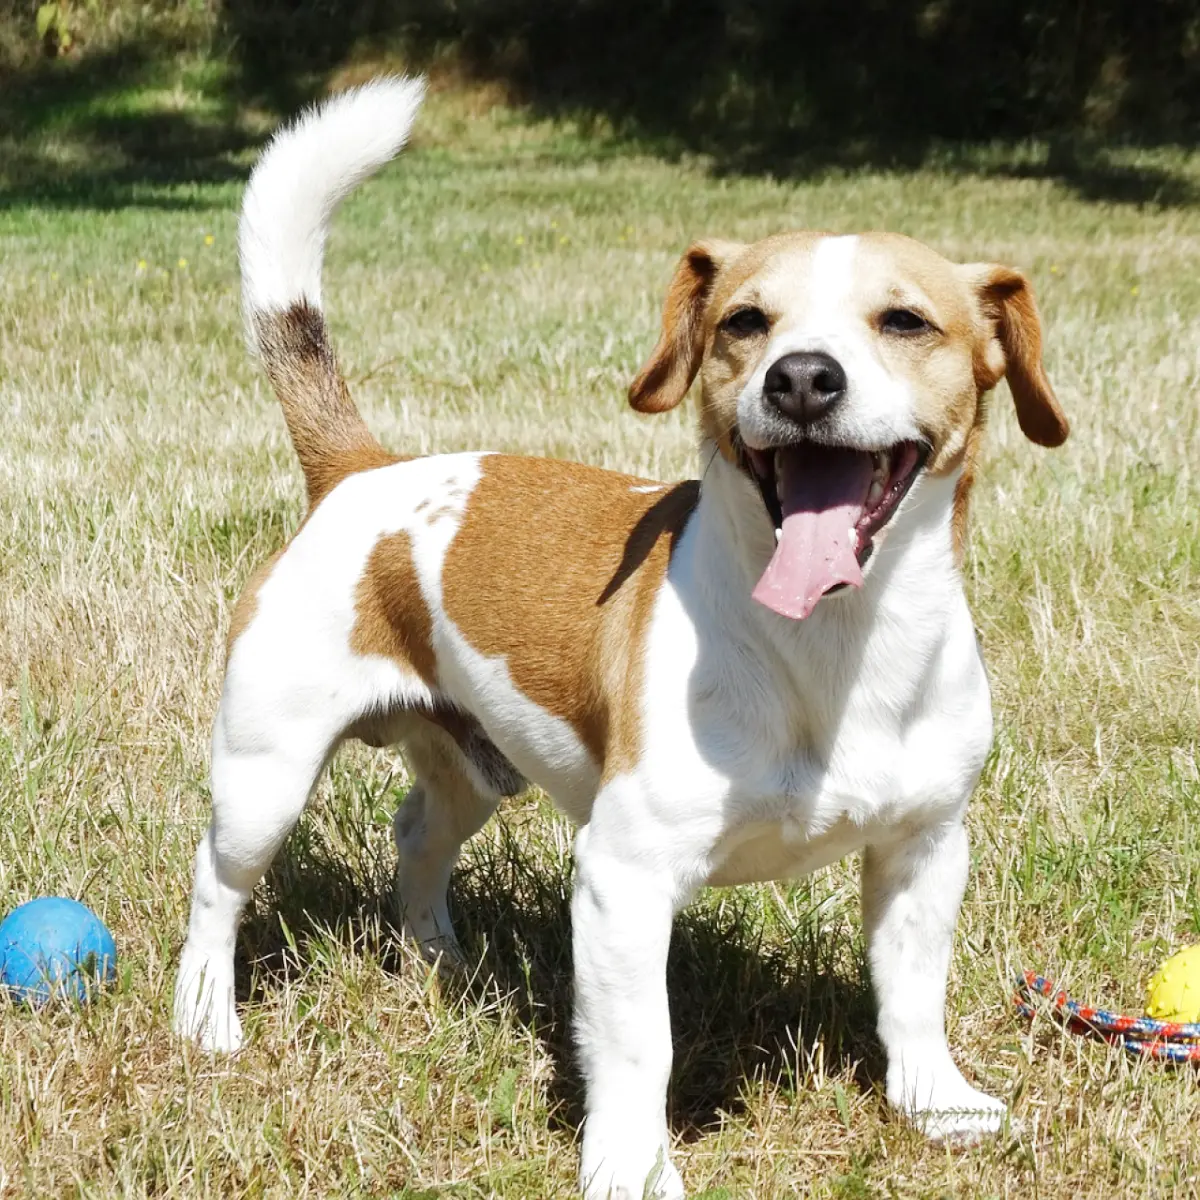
xmin=880 ymin=308 xmax=930 ymax=334
xmin=721 ymin=307 xmax=770 ymax=338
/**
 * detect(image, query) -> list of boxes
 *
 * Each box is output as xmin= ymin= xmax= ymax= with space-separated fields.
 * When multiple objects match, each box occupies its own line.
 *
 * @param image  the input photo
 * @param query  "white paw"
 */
xmin=409 ymin=930 xmax=468 ymax=972
xmin=393 ymin=886 xmax=466 ymax=970
xmin=886 ymin=1046 xmax=1007 ymax=1144
xmin=580 ymin=1141 xmax=683 ymax=1200
xmin=906 ymin=1085 xmax=1006 ymax=1143
xmin=173 ymin=951 xmax=243 ymax=1053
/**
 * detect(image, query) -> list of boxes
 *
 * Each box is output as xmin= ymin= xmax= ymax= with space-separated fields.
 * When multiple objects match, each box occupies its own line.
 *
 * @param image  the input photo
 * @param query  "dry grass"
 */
xmin=2 ymin=76 xmax=1199 ymax=1198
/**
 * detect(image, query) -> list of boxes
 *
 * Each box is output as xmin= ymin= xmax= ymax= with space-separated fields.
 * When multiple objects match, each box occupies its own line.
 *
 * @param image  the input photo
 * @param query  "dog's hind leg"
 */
xmin=174 ymin=654 xmax=355 ymax=1053
xmin=391 ymin=719 xmax=523 ymax=965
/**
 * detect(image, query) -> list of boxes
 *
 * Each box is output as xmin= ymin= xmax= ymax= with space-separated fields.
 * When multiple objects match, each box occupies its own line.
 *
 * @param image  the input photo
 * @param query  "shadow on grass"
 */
xmin=238 ymin=801 xmax=881 ymax=1137
xmin=451 ymin=822 xmax=881 ymax=1135
xmin=220 ymin=0 xmax=1200 ymax=210
xmin=0 ymin=39 xmax=256 ymax=211
xmin=981 ymin=142 xmax=1200 ymax=209
xmin=2 ymin=0 xmax=1198 ymax=212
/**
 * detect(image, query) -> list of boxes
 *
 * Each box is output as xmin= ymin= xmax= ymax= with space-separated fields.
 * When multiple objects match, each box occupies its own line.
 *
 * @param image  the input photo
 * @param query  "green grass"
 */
xmin=2 ymin=67 xmax=1200 ymax=1199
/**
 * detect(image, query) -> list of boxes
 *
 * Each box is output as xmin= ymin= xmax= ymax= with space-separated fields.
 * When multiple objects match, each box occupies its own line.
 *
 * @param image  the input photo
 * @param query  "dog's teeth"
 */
xmin=867 ymin=479 xmax=884 ymax=506
xmin=774 ymin=527 xmax=783 ymax=544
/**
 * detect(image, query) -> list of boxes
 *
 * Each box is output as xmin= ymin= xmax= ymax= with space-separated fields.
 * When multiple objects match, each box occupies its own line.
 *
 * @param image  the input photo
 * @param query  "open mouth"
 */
xmin=739 ymin=439 xmax=929 ymax=619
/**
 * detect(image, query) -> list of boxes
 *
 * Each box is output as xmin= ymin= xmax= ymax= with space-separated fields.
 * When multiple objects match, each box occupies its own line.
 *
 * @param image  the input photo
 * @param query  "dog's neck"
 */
xmin=683 ymin=440 xmax=966 ymax=659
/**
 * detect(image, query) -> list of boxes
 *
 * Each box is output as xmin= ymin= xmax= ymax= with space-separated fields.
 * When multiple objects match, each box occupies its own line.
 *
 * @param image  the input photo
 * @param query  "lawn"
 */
xmin=1 ymin=58 xmax=1199 ymax=1199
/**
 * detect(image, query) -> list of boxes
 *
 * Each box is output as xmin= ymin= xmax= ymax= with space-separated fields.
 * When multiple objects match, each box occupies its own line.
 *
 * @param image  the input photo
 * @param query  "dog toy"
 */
xmin=1145 ymin=945 xmax=1200 ymax=1023
xmin=1014 ymin=969 xmax=1200 ymax=1063
xmin=0 ymin=897 xmax=117 ymax=1004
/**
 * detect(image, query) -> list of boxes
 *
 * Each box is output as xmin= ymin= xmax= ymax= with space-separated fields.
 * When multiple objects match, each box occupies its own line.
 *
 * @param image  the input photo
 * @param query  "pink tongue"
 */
xmin=751 ymin=444 xmax=875 ymax=620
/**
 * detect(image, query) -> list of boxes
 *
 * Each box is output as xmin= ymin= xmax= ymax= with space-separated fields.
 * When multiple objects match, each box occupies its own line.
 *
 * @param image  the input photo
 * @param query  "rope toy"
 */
xmin=1014 ymin=970 xmax=1200 ymax=1063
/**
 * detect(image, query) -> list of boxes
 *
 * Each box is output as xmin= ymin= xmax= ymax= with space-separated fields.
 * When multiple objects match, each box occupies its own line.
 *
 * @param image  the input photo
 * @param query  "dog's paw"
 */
xmin=886 ymin=1048 xmax=1007 ymax=1145
xmin=907 ymin=1085 xmax=1007 ymax=1144
xmin=173 ymin=952 xmax=243 ymax=1053
xmin=580 ymin=1142 xmax=683 ymax=1200
xmin=412 ymin=931 xmax=468 ymax=973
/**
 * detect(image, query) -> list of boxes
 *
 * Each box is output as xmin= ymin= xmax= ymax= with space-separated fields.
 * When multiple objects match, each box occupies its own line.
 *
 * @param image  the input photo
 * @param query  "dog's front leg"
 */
xmin=572 ymin=821 xmax=685 ymax=1200
xmin=862 ymin=819 xmax=1006 ymax=1141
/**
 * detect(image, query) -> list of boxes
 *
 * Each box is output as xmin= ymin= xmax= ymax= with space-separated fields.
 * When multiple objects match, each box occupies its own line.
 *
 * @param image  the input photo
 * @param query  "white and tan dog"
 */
xmin=175 ymin=78 xmax=1068 ymax=1198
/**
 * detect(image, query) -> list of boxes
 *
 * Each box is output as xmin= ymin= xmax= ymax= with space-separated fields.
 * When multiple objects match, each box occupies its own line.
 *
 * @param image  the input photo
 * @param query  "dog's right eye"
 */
xmin=721 ymin=307 xmax=769 ymax=338
xmin=880 ymin=308 xmax=930 ymax=335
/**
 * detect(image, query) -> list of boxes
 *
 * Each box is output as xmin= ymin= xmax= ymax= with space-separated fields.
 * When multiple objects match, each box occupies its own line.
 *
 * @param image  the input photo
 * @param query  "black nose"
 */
xmin=763 ymin=351 xmax=847 ymax=425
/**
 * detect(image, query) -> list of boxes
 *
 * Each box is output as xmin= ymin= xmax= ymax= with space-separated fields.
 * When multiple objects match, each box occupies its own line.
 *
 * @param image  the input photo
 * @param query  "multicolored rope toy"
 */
xmin=1014 ymin=970 xmax=1200 ymax=1063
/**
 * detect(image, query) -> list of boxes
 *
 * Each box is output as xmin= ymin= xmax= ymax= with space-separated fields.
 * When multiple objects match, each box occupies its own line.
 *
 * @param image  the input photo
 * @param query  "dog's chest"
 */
xmin=701 ymin=695 xmax=979 ymax=886
xmin=639 ymin=577 xmax=994 ymax=888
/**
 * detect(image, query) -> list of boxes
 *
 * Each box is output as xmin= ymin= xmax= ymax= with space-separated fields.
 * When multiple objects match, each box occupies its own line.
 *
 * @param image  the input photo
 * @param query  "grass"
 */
xmin=1 ymin=60 xmax=1200 ymax=1199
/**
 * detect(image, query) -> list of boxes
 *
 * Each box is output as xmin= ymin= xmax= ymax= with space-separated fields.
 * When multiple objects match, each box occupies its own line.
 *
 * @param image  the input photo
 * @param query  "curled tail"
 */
xmin=239 ymin=76 xmax=425 ymax=506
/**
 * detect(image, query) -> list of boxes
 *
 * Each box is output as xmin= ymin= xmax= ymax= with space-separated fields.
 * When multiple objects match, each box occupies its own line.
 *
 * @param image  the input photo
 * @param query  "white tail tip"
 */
xmin=239 ymin=75 xmax=425 ymax=330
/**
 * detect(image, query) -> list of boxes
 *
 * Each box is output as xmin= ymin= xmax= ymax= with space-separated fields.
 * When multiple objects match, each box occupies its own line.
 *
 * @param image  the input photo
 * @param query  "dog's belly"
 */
xmin=705 ymin=815 xmax=867 ymax=887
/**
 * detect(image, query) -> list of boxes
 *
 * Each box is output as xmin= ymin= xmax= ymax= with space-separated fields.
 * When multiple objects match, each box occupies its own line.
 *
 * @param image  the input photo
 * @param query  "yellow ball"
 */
xmin=1146 ymin=944 xmax=1200 ymax=1023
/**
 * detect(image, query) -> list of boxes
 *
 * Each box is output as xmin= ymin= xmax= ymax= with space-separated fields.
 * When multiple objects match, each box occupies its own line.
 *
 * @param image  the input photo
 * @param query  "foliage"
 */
xmin=1 ymin=0 xmax=1198 ymax=149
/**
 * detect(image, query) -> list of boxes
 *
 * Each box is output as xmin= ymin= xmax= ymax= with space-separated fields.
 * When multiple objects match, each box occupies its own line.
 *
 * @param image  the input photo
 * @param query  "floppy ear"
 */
xmin=629 ymin=240 xmax=743 ymax=414
xmin=963 ymin=264 xmax=1069 ymax=447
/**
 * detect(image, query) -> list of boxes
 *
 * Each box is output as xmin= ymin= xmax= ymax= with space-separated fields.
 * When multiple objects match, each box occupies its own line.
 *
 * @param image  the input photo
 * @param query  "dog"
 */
xmin=174 ymin=77 xmax=1068 ymax=1199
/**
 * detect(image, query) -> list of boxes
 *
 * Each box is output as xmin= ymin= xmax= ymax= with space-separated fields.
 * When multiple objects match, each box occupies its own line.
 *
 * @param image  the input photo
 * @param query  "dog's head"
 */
xmin=629 ymin=232 xmax=1068 ymax=618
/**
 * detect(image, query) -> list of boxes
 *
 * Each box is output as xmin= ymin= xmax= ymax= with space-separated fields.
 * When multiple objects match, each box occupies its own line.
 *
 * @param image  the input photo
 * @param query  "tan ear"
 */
xmin=964 ymin=264 xmax=1069 ymax=447
xmin=629 ymin=239 xmax=743 ymax=414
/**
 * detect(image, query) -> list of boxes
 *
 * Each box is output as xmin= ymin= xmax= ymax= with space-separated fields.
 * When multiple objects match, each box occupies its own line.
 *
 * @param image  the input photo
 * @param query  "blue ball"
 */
xmin=0 ymin=897 xmax=117 ymax=1005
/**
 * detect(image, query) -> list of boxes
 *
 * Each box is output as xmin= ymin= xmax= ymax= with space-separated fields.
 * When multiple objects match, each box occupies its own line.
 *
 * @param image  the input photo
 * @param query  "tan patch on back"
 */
xmin=441 ymin=457 xmax=698 ymax=776
xmin=350 ymin=529 xmax=438 ymax=686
